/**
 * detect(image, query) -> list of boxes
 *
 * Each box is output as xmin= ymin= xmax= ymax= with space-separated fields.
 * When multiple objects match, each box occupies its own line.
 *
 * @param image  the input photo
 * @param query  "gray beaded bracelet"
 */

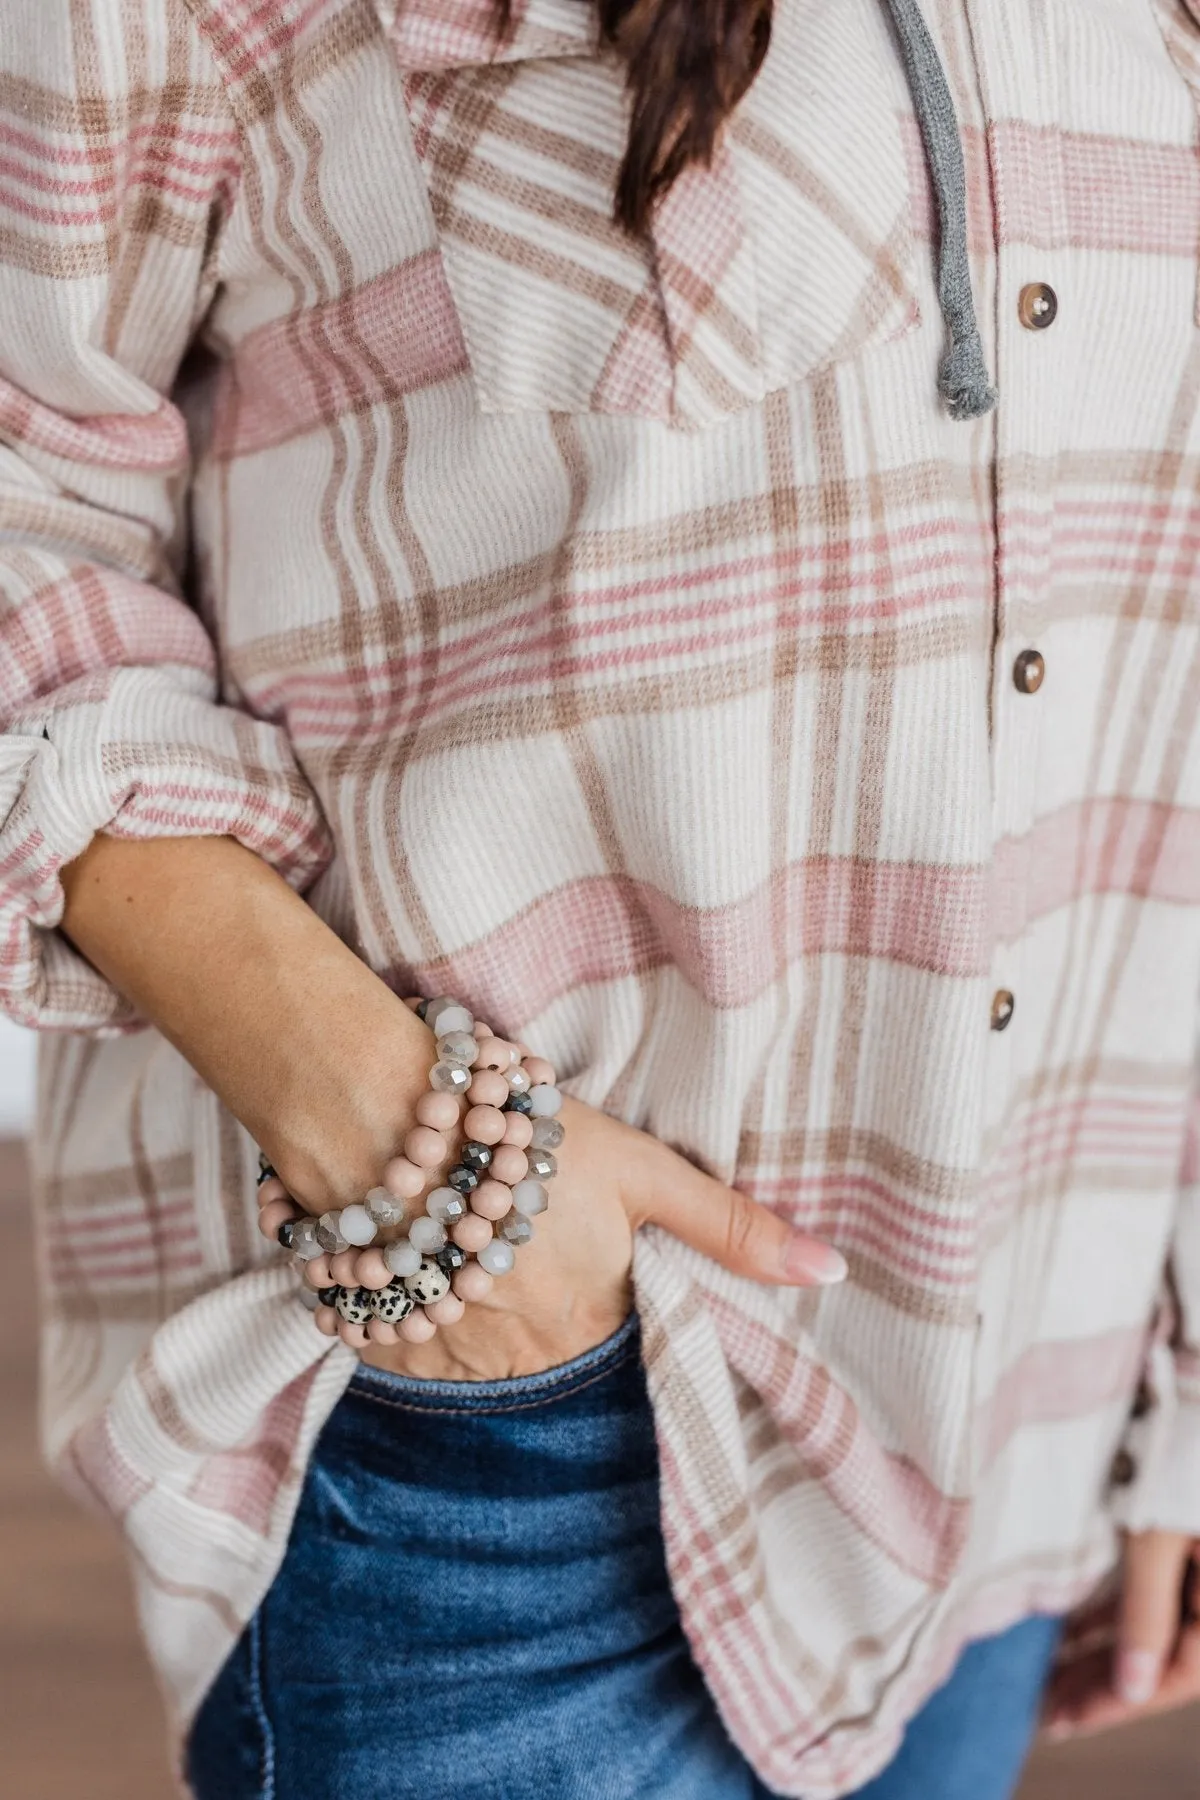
xmin=255 ymin=997 xmax=563 ymax=1345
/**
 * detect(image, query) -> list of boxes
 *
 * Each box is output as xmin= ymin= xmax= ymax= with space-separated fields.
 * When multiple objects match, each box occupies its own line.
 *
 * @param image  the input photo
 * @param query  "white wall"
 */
xmin=0 ymin=1017 xmax=35 ymax=1135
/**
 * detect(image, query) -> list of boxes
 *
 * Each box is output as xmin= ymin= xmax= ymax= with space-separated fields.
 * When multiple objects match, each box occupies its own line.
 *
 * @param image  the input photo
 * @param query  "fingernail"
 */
xmin=1044 ymin=1721 xmax=1073 ymax=1743
xmin=1116 ymin=1649 xmax=1160 ymax=1707
xmin=783 ymin=1239 xmax=848 ymax=1286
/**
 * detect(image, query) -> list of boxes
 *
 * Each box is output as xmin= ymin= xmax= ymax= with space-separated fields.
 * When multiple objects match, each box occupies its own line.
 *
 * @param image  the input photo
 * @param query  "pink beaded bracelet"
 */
xmin=256 ymin=996 xmax=563 ymax=1349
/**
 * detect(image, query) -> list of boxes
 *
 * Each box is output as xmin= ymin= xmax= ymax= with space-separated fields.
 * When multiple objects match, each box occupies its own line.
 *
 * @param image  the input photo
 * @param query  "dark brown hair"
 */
xmin=499 ymin=0 xmax=773 ymax=236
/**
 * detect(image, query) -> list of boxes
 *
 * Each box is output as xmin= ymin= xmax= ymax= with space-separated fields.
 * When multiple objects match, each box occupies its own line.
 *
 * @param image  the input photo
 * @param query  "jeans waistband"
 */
xmin=347 ymin=1310 xmax=641 ymax=1415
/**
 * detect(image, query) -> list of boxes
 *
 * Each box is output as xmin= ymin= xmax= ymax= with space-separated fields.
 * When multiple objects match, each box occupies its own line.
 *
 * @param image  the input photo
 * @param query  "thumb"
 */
xmin=633 ymin=1147 xmax=848 ymax=1289
xmin=1115 ymin=1529 xmax=1191 ymax=1706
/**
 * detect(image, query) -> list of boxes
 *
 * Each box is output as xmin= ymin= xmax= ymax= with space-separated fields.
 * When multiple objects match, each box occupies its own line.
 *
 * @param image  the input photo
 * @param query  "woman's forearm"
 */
xmin=59 ymin=833 xmax=432 ymax=1208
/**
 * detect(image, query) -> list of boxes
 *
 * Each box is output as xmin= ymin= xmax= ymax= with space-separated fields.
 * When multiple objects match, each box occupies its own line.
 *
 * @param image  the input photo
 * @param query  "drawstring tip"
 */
xmin=945 ymin=382 xmax=998 ymax=422
xmin=938 ymin=334 xmax=998 ymax=421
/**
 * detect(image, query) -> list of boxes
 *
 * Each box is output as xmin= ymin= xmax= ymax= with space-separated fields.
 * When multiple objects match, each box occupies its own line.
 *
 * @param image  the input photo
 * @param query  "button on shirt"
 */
xmin=1018 ymin=281 xmax=1059 ymax=330
xmin=2 ymin=3 xmax=1200 ymax=1797
xmin=1012 ymin=649 xmax=1046 ymax=693
xmin=990 ymin=989 xmax=1016 ymax=1031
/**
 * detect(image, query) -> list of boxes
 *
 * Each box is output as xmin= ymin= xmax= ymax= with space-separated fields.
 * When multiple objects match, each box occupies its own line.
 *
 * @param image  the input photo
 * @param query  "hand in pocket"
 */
xmin=361 ymin=1094 xmax=848 ymax=1384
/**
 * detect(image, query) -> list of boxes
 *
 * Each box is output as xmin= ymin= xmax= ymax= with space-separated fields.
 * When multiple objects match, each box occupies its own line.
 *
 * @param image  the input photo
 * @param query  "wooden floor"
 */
xmin=1 ymin=1137 xmax=1195 ymax=1798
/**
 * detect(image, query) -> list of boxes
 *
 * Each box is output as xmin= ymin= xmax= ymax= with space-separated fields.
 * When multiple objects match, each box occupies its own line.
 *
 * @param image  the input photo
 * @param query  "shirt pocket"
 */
xmin=376 ymin=0 xmax=922 ymax=429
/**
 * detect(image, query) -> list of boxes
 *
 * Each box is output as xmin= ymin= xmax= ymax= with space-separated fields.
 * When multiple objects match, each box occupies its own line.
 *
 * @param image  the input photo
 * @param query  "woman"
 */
xmin=2 ymin=0 xmax=1199 ymax=1794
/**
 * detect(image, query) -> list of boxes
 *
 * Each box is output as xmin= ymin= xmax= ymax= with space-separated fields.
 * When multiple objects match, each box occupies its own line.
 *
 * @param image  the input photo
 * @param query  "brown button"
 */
xmin=990 ymin=989 xmax=1015 ymax=1032
xmin=1018 ymin=283 xmax=1058 ymax=330
xmin=1110 ymin=1448 xmax=1137 ymax=1487
xmin=1131 ymin=1382 xmax=1154 ymax=1421
xmin=1012 ymin=649 xmax=1045 ymax=694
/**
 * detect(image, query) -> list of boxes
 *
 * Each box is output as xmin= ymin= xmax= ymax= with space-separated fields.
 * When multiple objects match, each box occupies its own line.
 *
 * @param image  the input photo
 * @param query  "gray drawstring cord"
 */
xmin=878 ymin=0 xmax=997 ymax=420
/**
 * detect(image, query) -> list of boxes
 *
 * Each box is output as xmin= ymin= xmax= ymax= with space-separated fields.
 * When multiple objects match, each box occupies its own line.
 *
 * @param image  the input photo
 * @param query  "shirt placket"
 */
xmin=955 ymin=0 xmax=1071 ymax=1473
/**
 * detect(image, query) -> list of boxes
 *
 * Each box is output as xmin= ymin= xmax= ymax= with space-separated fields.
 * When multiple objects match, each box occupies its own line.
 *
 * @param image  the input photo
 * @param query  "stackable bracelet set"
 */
xmin=254 ymin=996 xmax=564 ymax=1348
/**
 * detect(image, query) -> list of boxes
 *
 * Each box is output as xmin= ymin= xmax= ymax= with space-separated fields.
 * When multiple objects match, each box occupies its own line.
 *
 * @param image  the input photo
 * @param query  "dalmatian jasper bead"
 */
xmin=404 ymin=1257 xmax=452 ymax=1306
xmin=369 ymin=1279 xmax=415 ymax=1324
xmin=334 ymin=1285 xmax=374 ymax=1325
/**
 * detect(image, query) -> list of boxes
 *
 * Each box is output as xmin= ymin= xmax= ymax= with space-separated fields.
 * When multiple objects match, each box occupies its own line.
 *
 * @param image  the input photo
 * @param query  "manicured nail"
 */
xmin=1116 ymin=1649 xmax=1160 ymax=1707
xmin=1044 ymin=1720 xmax=1073 ymax=1743
xmin=784 ymin=1239 xmax=848 ymax=1285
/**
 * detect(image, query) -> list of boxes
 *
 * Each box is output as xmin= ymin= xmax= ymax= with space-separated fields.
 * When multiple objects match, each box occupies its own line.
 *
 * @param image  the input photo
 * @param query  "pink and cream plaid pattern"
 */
xmin=3 ymin=0 xmax=1200 ymax=1792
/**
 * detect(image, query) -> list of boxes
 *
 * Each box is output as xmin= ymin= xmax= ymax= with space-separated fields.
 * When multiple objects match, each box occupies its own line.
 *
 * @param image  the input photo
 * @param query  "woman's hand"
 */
xmin=61 ymin=833 xmax=847 ymax=1384
xmin=353 ymin=1092 xmax=847 ymax=1383
xmin=1044 ymin=1530 xmax=1200 ymax=1740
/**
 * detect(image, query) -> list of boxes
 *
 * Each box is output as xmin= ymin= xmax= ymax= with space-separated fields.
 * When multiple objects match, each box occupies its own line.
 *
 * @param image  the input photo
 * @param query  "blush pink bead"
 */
xmin=425 ymin=1293 xmax=466 ymax=1328
xmin=355 ymin=1248 xmax=393 ymax=1290
xmin=415 ymin=1090 xmax=461 ymax=1131
xmin=500 ymin=1113 xmax=534 ymax=1149
xmin=471 ymin=1179 xmax=514 ymax=1221
xmin=451 ymin=1212 xmax=494 ymax=1253
xmin=329 ymin=1249 xmax=360 ymax=1286
xmin=314 ymin=1306 xmax=339 ymax=1337
xmin=338 ymin=1320 xmax=369 ymax=1348
xmin=472 ymin=1021 xmax=494 ymax=1041
xmin=464 ymin=1104 xmax=506 ymax=1144
xmin=490 ymin=1145 xmax=528 ymax=1185
xmin=468 ymin=1069 xmax=509 ymax=1106
xmin=367 ymin=1318 xmax=398 ymax=1345
xmin=383 ymin=1156 xmax=427 ymax=1199
xmin=305 ymin=1255 xmax=333 ymax=1291
xmin=523 ymin=1057 xmax=556 ymax=1086
xmin=404 ymin=1125 xmax=447 ymax=1170
xmin=452 ymin=1262 xmax=494 ymax=1303
xmin=257 ymin=1176 xmax=287 ymax=1206
xmin=257 ymin=1197 xmax=297 ymax=1241
xmin=399 ymin=1310 xmax=438 ymax=1344
xmin=473 ymin=1037 xmax=512 ymax=1070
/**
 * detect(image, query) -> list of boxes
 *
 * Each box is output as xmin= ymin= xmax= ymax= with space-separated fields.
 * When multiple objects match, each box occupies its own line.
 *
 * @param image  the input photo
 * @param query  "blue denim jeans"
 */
xmin=188 ymin=1317 xmax=1060 ymax=1799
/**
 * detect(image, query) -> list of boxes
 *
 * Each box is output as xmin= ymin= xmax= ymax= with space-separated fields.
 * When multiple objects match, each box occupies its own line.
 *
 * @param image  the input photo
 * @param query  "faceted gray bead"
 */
xmin=426 ymin=999 xmax=474 ymax=1037
xmin=505 ymin=1065 xmax=531 ymax=1095
xmin=369 ymin=1280 xmax=415 ymax=1324
xmin=365 ymin=1185 xmax=406 ymax=1229
xmin=500 ymin=1212 xmax=534 ymax=1247
xmin=334 ymin=1285 xmax=373 ymax=1325
xmin=291 ymin=1218 xmax=324 ymax=1261
xmin=429 ymin=1061 xmax=471 ymax=1095
xmin=316 ymin=1211 xmax=349 ymax=1254
xmin=384 ymin=1238 xmax=423 ymax=1279
xmin=422 ymin=996 xmax=460 ymax=1034
xmin=409 ymin=1214 xmax=448 ymax=1254
xmin=511 ymin=1179 xmax=549 ymax=1218
xmin=529 ymin=1118 xmax=565 ymax=1151
xmin=477 ymin=1238 xmax=516 ymax=1277
xmin=297 ymin=1284 xmax=321 ymax=1311
xmin=404 ymin=1257 xmax=452 ymax=1305
xmin=426 ymin=1187 xmax=467 ymax=1226
xmin=526 ymin=1150 xmax=557 ymax=1182
xmin=436 ymin=1030 xmax=478 ymax=1067
xmin=339 ymin=1203 xmax=377 ymax=1246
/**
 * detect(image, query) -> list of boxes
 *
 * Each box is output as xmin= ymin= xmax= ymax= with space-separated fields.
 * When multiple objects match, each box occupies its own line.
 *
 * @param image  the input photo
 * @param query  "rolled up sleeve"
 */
xmin=0 ymin=0 xmax=331 ymax=1031
xmin=1111 ymin=1080 xmax=1200 ymax=1537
